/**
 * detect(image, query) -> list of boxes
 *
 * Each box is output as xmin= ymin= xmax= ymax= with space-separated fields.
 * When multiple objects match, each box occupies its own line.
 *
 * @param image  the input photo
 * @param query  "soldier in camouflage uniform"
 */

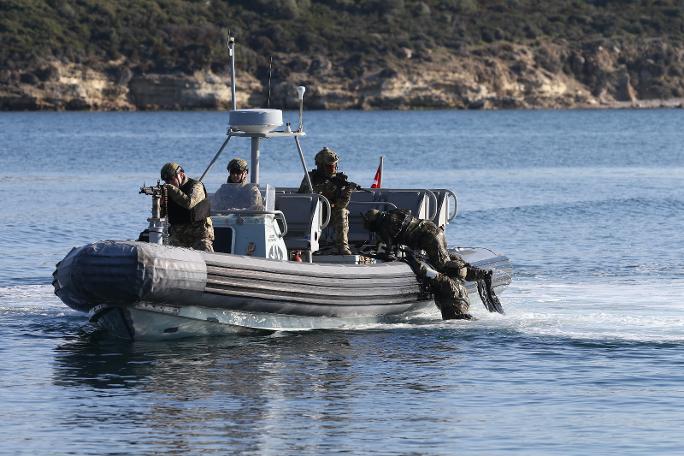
xmin=362 ymin=208 xmax=450 ymax=267
xmin=160 ymin=162 xmax=214 ymax=252
xmin=363 ymin=208 xmax=503 ymax=314
xmin=298 ymin=147 xmax=353 ymax=255
xmin=403 ymin=249 xmax=472 ymax=319
xmin=213 ymin=158 xmax=264 ymax=211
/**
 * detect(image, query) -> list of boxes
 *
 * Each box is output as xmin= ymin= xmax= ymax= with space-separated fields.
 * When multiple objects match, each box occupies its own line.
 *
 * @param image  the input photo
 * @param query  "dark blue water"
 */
xmin=1 ymin=109 xmax=683 ymax=455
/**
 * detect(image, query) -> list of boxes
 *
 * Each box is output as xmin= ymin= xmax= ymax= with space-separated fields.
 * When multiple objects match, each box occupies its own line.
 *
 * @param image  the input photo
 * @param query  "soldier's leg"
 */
xmin=332 ymin=207 xmax=351 ymax=255
xmin=432 ymin=273 xmax=471 ymax=320
xmin=192 ymin=228 xmax=214 ymax=252
xmin=193 ymin=238 xmax=214 ymax=252
xmin=192 ymin=220 xmax=215 ymax=252
xmin=168 ymin=225 xmax=193 ymax=248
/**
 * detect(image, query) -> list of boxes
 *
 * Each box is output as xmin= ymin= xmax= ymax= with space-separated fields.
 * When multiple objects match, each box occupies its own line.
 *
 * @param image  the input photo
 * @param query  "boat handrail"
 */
xmin=212 ymin=209 xmax=288 ymax=238
xmin=374 ymin=188 xmax=438 ymax=220
xmin=424 ymin=188 xmax=458 ymax=224
xmin=317 ymin=194 xmax=332 ymax=230
xmin=444 ymin=189 xmax=457 ymax=222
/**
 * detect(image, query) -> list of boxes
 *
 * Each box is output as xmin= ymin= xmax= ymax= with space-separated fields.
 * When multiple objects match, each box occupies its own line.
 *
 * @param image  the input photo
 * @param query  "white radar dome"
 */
xmin=229 ymin=109 xmax=283 ymax=134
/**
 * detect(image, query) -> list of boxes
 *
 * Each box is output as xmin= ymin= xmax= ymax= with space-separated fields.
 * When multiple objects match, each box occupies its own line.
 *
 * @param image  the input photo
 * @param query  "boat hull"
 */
xmin=53 ymin=240 xmax=512 ymax=339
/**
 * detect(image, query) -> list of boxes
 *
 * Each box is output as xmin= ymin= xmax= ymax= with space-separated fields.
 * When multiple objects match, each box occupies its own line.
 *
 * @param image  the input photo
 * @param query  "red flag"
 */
xmin=370 ymin=156 xmax=383 ymax=188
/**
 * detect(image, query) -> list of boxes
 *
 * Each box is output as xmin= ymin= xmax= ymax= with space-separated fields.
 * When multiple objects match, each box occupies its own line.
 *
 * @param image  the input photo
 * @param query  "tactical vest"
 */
xmin=167 ymin=178 xmax=211 ymax=225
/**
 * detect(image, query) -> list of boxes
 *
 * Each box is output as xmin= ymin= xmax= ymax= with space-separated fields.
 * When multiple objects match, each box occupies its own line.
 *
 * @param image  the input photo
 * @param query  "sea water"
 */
xmin=0 ymin=109 xmax=683 ymax=455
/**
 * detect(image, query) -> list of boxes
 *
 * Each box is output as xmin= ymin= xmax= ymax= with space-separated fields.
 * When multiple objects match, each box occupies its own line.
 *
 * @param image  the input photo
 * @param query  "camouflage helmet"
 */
xmin=227 ymin=158 xmax=248 ymax=173
xmin=160 ymin=162 xmax=182 ymax=181
xmin=314 ymin=147 xmax=339 ymax=168
xmin=362 ymin=209 xmax=383 ymax=230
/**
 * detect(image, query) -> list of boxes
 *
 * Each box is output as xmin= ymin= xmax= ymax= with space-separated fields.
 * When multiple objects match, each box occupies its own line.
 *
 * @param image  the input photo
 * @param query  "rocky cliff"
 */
xmin=2 ymin=0 xmax=684 ymax=111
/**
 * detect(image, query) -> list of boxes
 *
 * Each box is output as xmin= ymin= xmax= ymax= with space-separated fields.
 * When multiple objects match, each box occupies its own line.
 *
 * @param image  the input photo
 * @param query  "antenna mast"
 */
xmin=228 ymin=33 xmax=236 ymax=110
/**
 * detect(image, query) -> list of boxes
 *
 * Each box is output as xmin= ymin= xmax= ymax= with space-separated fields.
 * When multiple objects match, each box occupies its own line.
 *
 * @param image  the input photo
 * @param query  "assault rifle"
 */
xmin=139 ymin=180 xmax=167 ymax=220
xmin=331 ymin=172 xmax=372 ymax=193
xmin=137 ymin=181 xmax=167 ymax=244
xmin=139 ymin=181 xmax=164 ymax=197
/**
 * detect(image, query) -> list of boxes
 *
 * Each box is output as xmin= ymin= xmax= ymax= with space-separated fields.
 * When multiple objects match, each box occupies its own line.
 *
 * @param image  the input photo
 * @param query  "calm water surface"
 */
xmin=1 ymin=109 xmax=683 ymax=455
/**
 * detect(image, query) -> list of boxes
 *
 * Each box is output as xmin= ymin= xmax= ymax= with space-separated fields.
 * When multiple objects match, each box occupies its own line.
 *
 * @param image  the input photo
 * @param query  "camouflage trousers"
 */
xmin=331 ymin=207 xmax=350 ymax=254
xmin=430 ymin=273 xmax=470 ymax=319
xmin=168 ymin=220 xmax=215 ymax=252
xmin=442 ymin=252 xmax=490 ymax=282
xmin=407 ymin=224 xmax=490 ymax=281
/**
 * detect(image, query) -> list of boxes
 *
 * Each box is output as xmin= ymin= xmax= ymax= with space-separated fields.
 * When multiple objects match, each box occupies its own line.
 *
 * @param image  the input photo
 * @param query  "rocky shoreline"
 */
xmin=2 ymin=40 xmax=684 ymax=111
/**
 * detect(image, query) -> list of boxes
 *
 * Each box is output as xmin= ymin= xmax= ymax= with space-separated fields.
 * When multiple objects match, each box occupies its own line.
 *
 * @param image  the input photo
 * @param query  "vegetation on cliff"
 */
xmin=2 ymin=0 xmax=684 ymax=109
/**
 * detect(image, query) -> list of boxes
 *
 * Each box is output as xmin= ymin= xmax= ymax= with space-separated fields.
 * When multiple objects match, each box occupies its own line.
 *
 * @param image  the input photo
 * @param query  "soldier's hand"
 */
xmin=164 ymin=183 xmax=182 ymax=194
xmin=339 ymin=186 xmax=353 ymax=207
xmin=163 ymin=183 xmax=185 ymax=204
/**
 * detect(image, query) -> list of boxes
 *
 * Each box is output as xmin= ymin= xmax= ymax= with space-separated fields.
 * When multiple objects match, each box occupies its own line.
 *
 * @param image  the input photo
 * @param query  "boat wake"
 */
xmin=0 ymin=284 xmax=68 ymax=313
xmin=485 ymin=279 xmax=684 ymax=343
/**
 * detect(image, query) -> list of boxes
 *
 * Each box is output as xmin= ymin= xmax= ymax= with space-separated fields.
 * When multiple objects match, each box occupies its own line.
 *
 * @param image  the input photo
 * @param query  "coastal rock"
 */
xmin=129 ymin=74 xmax=219 ymax=110
xmin=2 ymin=39 xmax=684 ymax=111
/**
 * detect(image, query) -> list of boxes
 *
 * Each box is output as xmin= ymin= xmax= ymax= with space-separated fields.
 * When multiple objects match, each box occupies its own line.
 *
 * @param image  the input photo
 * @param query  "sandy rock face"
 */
xmin=2 ymin=40 xmax=684 ymax=110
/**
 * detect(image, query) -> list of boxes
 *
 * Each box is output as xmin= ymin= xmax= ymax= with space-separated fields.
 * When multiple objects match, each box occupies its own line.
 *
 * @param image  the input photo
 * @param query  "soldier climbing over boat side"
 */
xmin=160 ymin=162 xmax=215 ymax=252
xmin=402 ymin=249 xmax=472 ymax=320
xmin=213 ymin=158 xmax=264 ymax=211
xmin=362 ymin=208 xmax=503 ymax=314
xmin=298 ymin=147 xmax=355 ymax=255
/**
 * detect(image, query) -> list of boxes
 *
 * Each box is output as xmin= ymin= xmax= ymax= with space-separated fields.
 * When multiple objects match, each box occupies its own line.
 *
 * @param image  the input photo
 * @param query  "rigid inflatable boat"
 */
xmin=52 ymin=38 xmax=512 ymax=339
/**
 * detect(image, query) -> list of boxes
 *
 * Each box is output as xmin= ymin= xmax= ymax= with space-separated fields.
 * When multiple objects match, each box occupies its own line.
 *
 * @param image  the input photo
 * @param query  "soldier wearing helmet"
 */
xmin=362 ymin=208 xmax=503 ymax=313
xmin=298 ymin=147 xmax=354 ymax=255
xmin=362 ymin=208 xmax=448 ymax=265
xmin=213 ymin=157 xmax=264 ymax=211
xmin=227 ymin=158 xmax=249 ymax=183
xmin=160 ymin=162 xmax=214 ymax=252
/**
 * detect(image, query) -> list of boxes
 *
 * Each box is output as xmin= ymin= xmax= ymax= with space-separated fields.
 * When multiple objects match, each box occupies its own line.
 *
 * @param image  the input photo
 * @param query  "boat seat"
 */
xmin=275 ymin=194 xmax=324 ymax=253
xmin=375 ymin=189 xmax=430 ymax=219
xmin=347 ymin=191 xmax=393 ymax=246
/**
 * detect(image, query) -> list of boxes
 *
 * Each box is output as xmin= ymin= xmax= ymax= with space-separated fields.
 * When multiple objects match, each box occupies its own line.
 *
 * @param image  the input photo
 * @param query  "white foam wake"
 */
xmin=0 ymin=284 xmax=74 ymax=316
xmin=482 ymin=278 xmax=684 ymax=342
